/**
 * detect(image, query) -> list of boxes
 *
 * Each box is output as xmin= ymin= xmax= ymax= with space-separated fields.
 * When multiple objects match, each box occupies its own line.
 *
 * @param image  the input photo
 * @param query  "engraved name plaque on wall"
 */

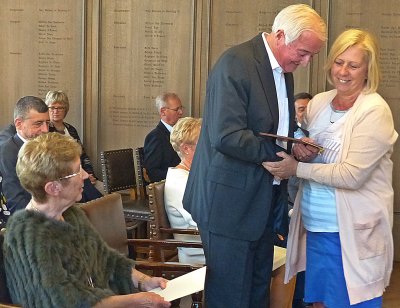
xmin=0 ymin=0 xmax=84 ymax=133
xmin=99 ymin=0 xmax=195 ymax=150
xmin=209 ymin=0 xmax=312 ymax=95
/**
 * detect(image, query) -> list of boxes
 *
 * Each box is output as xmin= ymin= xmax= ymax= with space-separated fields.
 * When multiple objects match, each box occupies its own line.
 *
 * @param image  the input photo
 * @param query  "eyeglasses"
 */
xmin=49 ymin=106 xmax=66 ymax=111
xmin=165 ymin=106 xmax=184 ymax=112
xmin=59 ymin=165 xmax=82 ymax=180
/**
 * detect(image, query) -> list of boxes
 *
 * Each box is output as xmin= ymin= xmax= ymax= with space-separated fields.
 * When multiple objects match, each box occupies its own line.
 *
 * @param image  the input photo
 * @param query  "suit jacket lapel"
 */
xmin=157 ymin=121 xmax=171 ymax=141
xmin=253 ymin=34 xmax=279 ymax=133
xmin=13 ymin=134 xmax=24 ymax=149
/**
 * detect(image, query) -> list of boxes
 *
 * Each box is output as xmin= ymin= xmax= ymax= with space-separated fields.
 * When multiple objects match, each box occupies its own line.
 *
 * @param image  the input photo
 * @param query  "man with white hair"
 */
xmin=144 ymin=92 xmax=183 ymax=182
xmin=183 ymin=4 xmax=326 ymax=307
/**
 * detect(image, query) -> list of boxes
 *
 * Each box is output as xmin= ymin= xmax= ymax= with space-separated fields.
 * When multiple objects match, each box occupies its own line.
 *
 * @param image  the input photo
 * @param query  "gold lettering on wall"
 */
xmin=99 ymin=0 xmax=195 ymax=150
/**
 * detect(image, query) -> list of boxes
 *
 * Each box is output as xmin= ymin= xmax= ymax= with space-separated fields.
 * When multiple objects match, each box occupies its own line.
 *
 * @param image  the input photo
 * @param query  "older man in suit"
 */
xmin=183 ymin=4 xmax=326 ymax=308
xmin=144 ymin=92 xmax=183 ymax=182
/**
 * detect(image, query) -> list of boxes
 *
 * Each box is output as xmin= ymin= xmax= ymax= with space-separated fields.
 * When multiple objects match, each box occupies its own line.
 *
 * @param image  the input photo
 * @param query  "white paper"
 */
xmin=150 ymin=266 xmax=206 ymax=301
xmin=150 ymin=247 xmax=285 ymax=302
xmin=273 ymin=246 xmax=286 ymax=271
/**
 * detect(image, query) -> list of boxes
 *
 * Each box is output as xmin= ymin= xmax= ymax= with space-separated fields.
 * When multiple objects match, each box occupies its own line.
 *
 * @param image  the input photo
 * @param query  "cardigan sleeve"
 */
xmin=65 ymin=123 xmax=96 ymax=176
xmin=297 ymin=98 xmax=397 ymax=189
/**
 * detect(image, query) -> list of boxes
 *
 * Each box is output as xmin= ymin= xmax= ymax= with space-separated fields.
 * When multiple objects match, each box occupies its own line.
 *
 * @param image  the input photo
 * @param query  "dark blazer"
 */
xmin=183 ymin=33 xmax=295 ymax=241
xmin=0 ymin=124 xmax=16 ymax=146
xmin=0 ymin=134 xmax=31 ymax=215
xmin=144 ymin=121 xmax=180 ymax=182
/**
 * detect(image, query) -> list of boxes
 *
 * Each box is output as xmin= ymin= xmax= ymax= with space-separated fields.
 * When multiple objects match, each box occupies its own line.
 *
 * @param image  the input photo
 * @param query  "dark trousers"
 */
xmin=199 ymin=224 xmax=275 ymax=308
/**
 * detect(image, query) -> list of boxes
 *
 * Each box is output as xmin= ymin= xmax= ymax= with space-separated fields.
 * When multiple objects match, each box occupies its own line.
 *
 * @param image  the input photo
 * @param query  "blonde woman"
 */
xmin=164 ymin=117 xmax=204 ymax=264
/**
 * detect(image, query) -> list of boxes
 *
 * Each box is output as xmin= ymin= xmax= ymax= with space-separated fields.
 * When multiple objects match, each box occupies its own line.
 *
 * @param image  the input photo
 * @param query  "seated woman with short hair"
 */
xmin=3 ymin=132 xmax=170 ymax=308
xmin=164 ymin=117 xmax=205 ymax=265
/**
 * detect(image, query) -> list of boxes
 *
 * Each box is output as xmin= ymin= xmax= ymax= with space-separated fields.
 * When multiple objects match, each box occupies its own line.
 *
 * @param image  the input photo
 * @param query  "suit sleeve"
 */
xmin=144 ymin=132 xmax=168 ymax=182
xmin=0 ymin=146 xmax=31 ymax=213
xmin=207 ymin=52 xmax=282 ymax=164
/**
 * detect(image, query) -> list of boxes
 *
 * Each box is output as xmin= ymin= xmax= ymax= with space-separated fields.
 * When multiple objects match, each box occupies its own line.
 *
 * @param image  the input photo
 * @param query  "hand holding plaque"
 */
xmin=259 ymin=132 xmax=324 ymax=153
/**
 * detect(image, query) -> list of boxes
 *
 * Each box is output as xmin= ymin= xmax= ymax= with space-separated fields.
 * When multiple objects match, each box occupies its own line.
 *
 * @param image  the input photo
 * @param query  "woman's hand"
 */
xmin=129 ymin=292 xmax=171 ymax=307
xmin=292 ymin=138 xmax=320 ymax=161
xmin=262 ymin=151 xmax=298 ymax=179
xmin=94 ymin=292 xmax=171 ymax=308
xmin=140 ymin=276 xmax=168 ymax=291
xmin=88 ymin=174 xmax=97 ymax=184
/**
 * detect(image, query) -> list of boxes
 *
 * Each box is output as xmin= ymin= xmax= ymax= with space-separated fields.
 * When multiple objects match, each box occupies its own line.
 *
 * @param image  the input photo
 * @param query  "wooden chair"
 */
xmin=81 ymin=193 xmax=204 ymax=307
xmin=100 ymin=148 xmax=151 ymax=238
xmin=141 ymin=180 xmax=202 ymax=264
xmin=134 ymin=147 xmax=150 ymax=199
xmin=147 ymin=180 xmax=200 ymax=240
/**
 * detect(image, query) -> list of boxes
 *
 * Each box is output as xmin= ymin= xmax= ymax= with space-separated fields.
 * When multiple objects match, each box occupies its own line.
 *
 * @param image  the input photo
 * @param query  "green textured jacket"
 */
xmin=3 ymin=205 xmax=136 ymax=307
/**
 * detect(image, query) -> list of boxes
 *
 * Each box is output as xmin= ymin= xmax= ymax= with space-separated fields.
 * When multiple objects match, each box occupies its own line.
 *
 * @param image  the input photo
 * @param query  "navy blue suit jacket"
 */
xmin=0 ymin=134 xmax=31 ymax=214
xmin=0 ymin=124 xmax=16 ymax=146
xmin=144 ymin=121 xmax=180 ymax=182
xmin=183 ymin=33 xmax=295 ymax=241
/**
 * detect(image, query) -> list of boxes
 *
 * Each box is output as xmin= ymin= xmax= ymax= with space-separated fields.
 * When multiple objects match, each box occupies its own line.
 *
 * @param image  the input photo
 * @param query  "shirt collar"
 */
xmin=161 ymin=119 xmax=173 ymax=132
xmin=262 ymin=32 xmax=283 ymax=73
xmin=16 ymin=132 xmax=27 ymax=143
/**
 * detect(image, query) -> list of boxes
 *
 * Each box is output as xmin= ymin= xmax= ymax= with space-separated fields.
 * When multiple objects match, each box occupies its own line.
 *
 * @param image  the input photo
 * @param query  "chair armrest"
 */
xmin=159 ymin=227 xmax=200 ymax=236
xmin=135 ymin=260 xmax=203 ymax=280
xmin=128 ymin=239 xmax=203 ymax=262
xmin=128 ymin=239 xmax=203 ymax=249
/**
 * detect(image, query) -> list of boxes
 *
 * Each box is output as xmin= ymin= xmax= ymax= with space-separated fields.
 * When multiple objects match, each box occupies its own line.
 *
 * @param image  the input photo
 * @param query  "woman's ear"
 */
xmin=181 ymin=143 xmax=190 ymax=155
xmin=44 ymin=181 xmax=61 ymax=196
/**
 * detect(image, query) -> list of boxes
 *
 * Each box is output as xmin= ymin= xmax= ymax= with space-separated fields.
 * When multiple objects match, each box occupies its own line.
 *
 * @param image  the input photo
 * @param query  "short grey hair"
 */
xmin=155 ymin=92 xmax=180 ymax=113
xmin=14 ymin=96 xmax=48 ymax=121
xmin=45 ymin=90 xmax=70 ymax=116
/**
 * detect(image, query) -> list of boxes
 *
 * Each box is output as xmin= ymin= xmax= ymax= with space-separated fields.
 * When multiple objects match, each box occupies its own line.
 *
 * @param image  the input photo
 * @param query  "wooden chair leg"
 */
xmin=191 ymin=291 xmax=203 ymax=308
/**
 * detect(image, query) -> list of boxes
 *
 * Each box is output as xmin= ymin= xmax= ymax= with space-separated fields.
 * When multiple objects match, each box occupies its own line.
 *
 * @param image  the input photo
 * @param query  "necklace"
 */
xmin=26 ymin=200 xmax=65 ymax=221
xmin=178 ymin=161 xmax=191 ymax=172
xmin=27 ymin=200 xmax=41 ymax=213
xmin=329 ymin=101 xmax=348 ymax=124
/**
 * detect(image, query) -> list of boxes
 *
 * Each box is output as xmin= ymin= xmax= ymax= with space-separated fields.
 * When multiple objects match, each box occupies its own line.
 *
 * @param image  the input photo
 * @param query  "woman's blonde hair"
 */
xmin=170 ymin=117 xmax=202 ymax=158
xmin=17 ymin=132 xmax=81 ymax=202
xmin=325 ymin=29 xmax=380 ymax=94
xmin=45 ymin=90 xmax=70 ymax=115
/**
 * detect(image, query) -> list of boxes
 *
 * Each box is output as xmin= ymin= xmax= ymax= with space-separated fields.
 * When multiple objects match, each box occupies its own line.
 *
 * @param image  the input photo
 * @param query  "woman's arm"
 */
xmin=93 ymin=292 xmax=170 ymax=308
xmin=264 ymin=103 xmax=397 ymax=190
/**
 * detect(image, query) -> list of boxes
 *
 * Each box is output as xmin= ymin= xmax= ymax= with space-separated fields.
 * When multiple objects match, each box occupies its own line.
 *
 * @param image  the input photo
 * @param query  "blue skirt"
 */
xmin=304 ymin=231 xmax=382 ymax=308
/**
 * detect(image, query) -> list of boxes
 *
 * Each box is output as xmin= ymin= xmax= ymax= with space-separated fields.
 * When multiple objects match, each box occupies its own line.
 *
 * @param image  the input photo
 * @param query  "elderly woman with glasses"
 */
xmin=45 ymin=90 xmax=103 ymax=201
xmin=3 ymin=132 xmax=171 ymax=308
xmin=45 ymin=90 xmax=98 ymax=186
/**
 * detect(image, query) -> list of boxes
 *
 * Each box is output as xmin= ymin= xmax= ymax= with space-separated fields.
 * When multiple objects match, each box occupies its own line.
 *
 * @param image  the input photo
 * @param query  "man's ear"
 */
xmin=160 ymin=107 xmax=167 ymax=116
xmin=14 ymin=118 xmax=23 ymax=130
xmin=44 ymin=181 xmax=61 ymax=196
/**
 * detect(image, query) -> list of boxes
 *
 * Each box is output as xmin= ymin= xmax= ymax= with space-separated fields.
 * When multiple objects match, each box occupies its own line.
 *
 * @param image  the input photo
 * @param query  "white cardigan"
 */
xmin=285 ymin=89 xmax=398 ymax=304
xmin=164 ymin=167 xmax=205 ymax=264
